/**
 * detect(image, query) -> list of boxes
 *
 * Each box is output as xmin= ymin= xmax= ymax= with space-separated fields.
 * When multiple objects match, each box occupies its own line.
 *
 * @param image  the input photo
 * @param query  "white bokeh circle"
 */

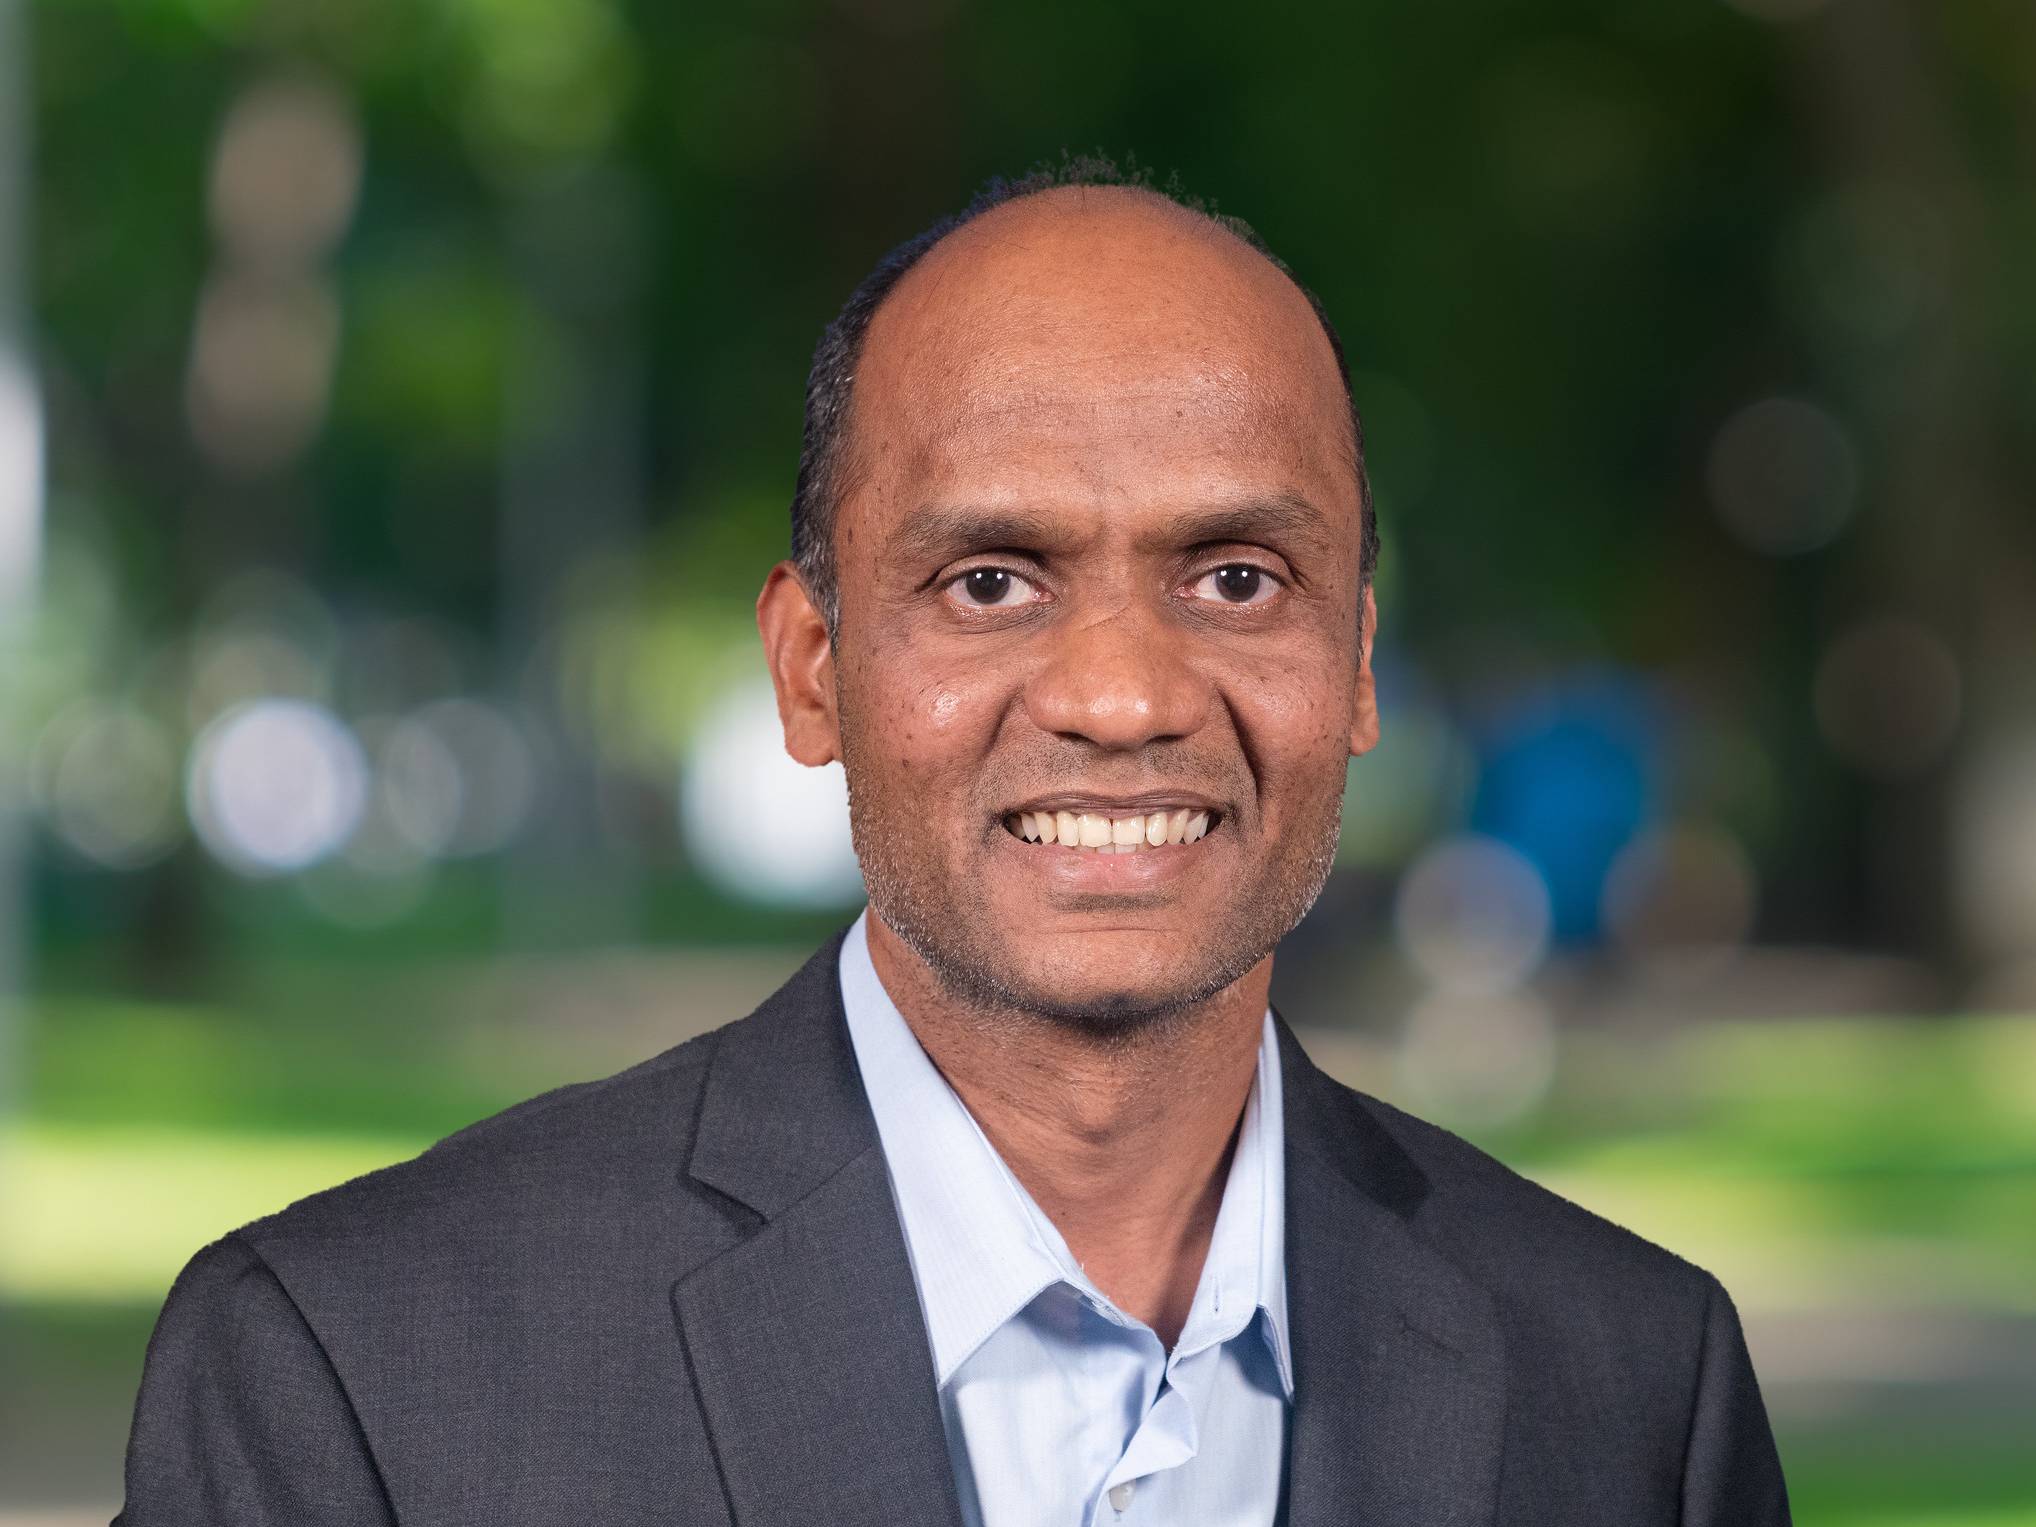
xmin=187 ymin=698 xmax=367 ymax=876
xmin=680 ymin=679 xmax=862 ymax=908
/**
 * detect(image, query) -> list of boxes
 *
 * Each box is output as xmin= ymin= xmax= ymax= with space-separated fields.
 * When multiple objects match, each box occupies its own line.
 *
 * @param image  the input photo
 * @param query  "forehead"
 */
xmin=846 ymin=189 xmax=1356 ymax=523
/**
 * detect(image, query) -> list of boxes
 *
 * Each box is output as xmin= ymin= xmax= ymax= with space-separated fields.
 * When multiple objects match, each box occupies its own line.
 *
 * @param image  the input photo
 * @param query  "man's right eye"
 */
xmin=946 ymin=567 xmax=1046 ymax=608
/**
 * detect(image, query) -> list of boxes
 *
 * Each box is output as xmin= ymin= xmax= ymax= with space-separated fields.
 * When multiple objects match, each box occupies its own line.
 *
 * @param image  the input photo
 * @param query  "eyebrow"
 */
xmin=886 ymin=506 xmax=1063 ymax=569
xmin=886 ymin=491 xmax=1338 ymax=569
xmin=1153 ymin=492 xmax=1337 ymax=557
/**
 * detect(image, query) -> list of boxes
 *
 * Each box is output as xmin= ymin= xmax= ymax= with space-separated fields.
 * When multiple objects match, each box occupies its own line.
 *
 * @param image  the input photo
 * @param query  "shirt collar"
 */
xmin=838 ymin=910 xmax=1293 ymax=1396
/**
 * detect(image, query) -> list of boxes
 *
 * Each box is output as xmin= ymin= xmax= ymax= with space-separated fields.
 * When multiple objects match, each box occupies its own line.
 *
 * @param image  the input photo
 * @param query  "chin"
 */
xmin=1006 ymin=985 xmax=1193 ymax=1037
xmin=987 ymin=949 xmax=1236 ymax=1035
xmin=872 ymin=874 xmax=1273 ymax=1032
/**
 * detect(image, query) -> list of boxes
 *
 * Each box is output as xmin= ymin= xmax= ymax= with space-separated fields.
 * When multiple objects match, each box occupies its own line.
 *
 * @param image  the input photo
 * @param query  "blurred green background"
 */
xmin=3 ymin=0 xmax=2035 ymax=1520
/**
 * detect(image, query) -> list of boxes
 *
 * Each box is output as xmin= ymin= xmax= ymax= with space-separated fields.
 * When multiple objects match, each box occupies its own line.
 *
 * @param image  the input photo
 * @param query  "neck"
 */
xmin=865 ymin=914 xmax=1270 ymax=1349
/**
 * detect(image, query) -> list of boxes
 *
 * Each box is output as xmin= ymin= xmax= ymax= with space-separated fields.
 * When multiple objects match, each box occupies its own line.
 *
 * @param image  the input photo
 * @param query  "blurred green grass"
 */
xmin=4 ymin=990 xmax=2034 ymax=1522
xmin=15 ymin=992 xmax=524 ymax=1140
xmin=8 ymin=992 xmax=2035 ymax=1308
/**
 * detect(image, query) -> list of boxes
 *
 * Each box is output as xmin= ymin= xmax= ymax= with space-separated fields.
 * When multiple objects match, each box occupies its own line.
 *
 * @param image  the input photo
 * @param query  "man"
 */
xmin=119 ymin=164 xmax=1791 ymax=1525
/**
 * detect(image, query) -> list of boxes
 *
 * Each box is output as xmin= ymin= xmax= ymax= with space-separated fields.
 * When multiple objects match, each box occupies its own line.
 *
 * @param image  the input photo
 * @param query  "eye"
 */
xmin=1185 ymin=564 xmax=1280 ymax=606
xmin=945 ymin=566 xmax=1047 ymax=609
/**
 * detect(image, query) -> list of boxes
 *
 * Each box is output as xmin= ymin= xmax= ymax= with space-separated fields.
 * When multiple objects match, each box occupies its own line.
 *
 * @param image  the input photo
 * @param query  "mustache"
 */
xmin=970 ymin=737 xmax=1249 ymax=816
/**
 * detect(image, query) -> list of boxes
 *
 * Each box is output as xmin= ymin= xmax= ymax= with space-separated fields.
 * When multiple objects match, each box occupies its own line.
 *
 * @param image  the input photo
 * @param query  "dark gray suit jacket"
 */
xmin=118 ymin=931 xmax=1791 ymax=1525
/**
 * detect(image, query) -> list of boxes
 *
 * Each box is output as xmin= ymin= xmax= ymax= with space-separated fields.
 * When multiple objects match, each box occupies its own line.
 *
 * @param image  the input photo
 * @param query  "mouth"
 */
xmin=1003 ymin=805 xmax=1221 ymax=854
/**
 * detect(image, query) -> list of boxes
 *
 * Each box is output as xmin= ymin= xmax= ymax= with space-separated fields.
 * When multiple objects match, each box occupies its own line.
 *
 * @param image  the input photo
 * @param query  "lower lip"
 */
xmin=991 ymin=825 xmax=1216 ymax=891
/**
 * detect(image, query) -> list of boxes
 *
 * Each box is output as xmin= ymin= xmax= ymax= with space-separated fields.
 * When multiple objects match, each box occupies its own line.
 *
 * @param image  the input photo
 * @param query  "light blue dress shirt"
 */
xmin=838 ymin=911 xmax=1293 ymax=1527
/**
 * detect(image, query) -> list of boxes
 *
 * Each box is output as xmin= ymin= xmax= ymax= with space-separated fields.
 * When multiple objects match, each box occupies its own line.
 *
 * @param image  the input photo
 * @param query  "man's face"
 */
xmin=777 ymin=190 xmax=1378 ymax=1026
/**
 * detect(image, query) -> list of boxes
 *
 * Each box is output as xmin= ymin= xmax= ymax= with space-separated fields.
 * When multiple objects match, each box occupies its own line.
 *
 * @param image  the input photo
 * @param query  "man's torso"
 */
xmin=118 ymin=931 xmax=1787 ymax=1526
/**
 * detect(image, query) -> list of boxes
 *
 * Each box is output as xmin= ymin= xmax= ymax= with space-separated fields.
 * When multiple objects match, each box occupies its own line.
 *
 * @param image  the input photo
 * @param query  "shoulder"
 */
xmin=1326 ymin=1074 xmax=1720 ymax=1314
xmin=232 ymin=1024 xmax=733 ymax=1289
xmin=212 ymin=934 xmax=849 ymax=1306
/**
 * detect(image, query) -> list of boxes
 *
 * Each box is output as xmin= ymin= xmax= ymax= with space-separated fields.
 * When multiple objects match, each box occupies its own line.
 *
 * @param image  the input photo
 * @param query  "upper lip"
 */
xmin=1002 ymin=791 xmax=1225 ymax=817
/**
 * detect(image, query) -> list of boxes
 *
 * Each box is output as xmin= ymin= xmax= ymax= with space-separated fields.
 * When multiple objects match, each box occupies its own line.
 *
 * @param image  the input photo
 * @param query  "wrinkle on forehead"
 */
xmin=899 ymin=371 xmax=1297 ymax=463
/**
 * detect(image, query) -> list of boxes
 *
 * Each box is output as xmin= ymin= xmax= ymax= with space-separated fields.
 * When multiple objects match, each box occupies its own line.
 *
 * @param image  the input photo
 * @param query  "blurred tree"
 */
xmin=19 ymin=0 xmax=2036 ymax=978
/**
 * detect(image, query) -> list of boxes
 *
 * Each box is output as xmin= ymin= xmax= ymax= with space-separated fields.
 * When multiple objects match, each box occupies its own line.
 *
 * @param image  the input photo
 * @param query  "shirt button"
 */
xmin=1108 ymin=1481 xmax=1135 ymax=1512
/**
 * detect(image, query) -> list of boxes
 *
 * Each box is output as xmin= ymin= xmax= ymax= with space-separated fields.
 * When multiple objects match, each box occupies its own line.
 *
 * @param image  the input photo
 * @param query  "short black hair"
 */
xmin=789 ymin=154 xmax=1378 ymax=632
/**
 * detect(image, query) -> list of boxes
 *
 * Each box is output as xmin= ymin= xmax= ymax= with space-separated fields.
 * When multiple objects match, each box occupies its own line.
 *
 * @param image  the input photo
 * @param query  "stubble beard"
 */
xmin=839 ymin=719 xmax=1347 ymax=1040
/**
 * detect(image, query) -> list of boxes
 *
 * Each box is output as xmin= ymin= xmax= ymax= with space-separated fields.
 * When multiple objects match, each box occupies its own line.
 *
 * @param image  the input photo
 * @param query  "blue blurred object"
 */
xmin=1468 ymin=672 xmax=1662 ymax=943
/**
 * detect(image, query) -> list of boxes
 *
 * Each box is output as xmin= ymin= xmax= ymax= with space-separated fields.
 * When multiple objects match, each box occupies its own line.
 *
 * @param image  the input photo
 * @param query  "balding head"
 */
xmin=789 ymin=170 xmax=1375 ymax=632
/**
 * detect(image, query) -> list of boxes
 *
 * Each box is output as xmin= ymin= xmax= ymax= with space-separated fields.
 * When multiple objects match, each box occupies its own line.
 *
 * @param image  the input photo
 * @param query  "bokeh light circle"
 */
xmin=1814 ymin=616 xmax=1961 ymax=778
xmin=33 ymin=702 xmax=182 ymax=869
xmin=1394 ymin=990 xmax=1559 ymax=1129
xmin=1955 ymin=729 xmax=2036 ymax=961
xmin=378 ymin=716 xmax=466 ymax=857
xmin=1394 ymin=833 xmax=1554 ymax=995
xmin=208 ymin=75 xmax=362 ymax=266
xmin=409 ymin=698 xmax=538 ymax=856
xmin=1601 ymin=822 xmax=1757 ymax=962
xmin=186 ymin=698 xmax=368 ymax=875
xmin=680 ymin=679 xmax=862 ymax=908
xmin=1706 ymin=396 xmax=1858 ymax=556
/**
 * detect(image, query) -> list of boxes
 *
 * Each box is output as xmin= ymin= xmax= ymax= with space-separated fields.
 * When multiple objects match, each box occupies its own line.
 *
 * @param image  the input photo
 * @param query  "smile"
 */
xmin=1004 ymin=808 xmax=1216 ymax=853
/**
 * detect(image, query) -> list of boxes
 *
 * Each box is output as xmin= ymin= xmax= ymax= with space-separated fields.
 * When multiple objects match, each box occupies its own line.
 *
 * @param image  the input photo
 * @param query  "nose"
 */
xmin=1025 ymin=600 xmax=1209 ymax=750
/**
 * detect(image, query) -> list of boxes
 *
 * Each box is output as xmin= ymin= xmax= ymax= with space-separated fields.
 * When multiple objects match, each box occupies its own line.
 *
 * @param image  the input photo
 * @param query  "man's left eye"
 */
xmin=946 ymin=567 xmax=1046 ymax=608
xmin=1185 ymin=565 xmax=1280 ymax=605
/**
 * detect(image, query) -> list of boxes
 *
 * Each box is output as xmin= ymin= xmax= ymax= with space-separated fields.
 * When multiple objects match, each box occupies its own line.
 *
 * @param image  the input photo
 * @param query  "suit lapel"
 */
xmin=1276 ymin=1018 xmax=1507 ymax=1527
xmin=670 ymin=947 xmax=1504 ymax=1527
xmin=673 ymin=935 xmax=965 ymax=1527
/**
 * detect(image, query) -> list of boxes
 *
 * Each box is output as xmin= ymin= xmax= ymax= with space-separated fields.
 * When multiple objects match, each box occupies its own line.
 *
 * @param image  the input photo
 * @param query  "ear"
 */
xmin=1350 ymin=582 xmax=1381 ymax=758
xmin=756 ymin=561 xmax=842 ymax=767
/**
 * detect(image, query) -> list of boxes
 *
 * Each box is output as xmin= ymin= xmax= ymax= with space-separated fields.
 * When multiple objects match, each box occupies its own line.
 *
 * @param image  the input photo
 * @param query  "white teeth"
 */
xmin=1009 ymin=807 xmax=1218 ymax=851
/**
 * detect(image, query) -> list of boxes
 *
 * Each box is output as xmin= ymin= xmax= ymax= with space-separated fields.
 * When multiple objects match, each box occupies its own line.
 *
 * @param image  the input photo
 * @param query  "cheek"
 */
xmin=911 ymin=673 xmax=1009 ymax=755
xmin=1225 ymin=639 xmax=1356 ymax=792
xmin=846 ymin=648 xmax=1008 ymax=792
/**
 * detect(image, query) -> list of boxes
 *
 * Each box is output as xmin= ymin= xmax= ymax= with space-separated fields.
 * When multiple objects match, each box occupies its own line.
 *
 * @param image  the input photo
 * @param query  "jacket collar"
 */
xmin=834 ymin=910 xmax=1294 ymax=1395
xmin=1274 ymin=1012 xmax=1507 ymax=1527
xmin=673 ymin=929 xmax=968 ymax=1527
xmin=684 ymin=930 xmax=873 ymax=1219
